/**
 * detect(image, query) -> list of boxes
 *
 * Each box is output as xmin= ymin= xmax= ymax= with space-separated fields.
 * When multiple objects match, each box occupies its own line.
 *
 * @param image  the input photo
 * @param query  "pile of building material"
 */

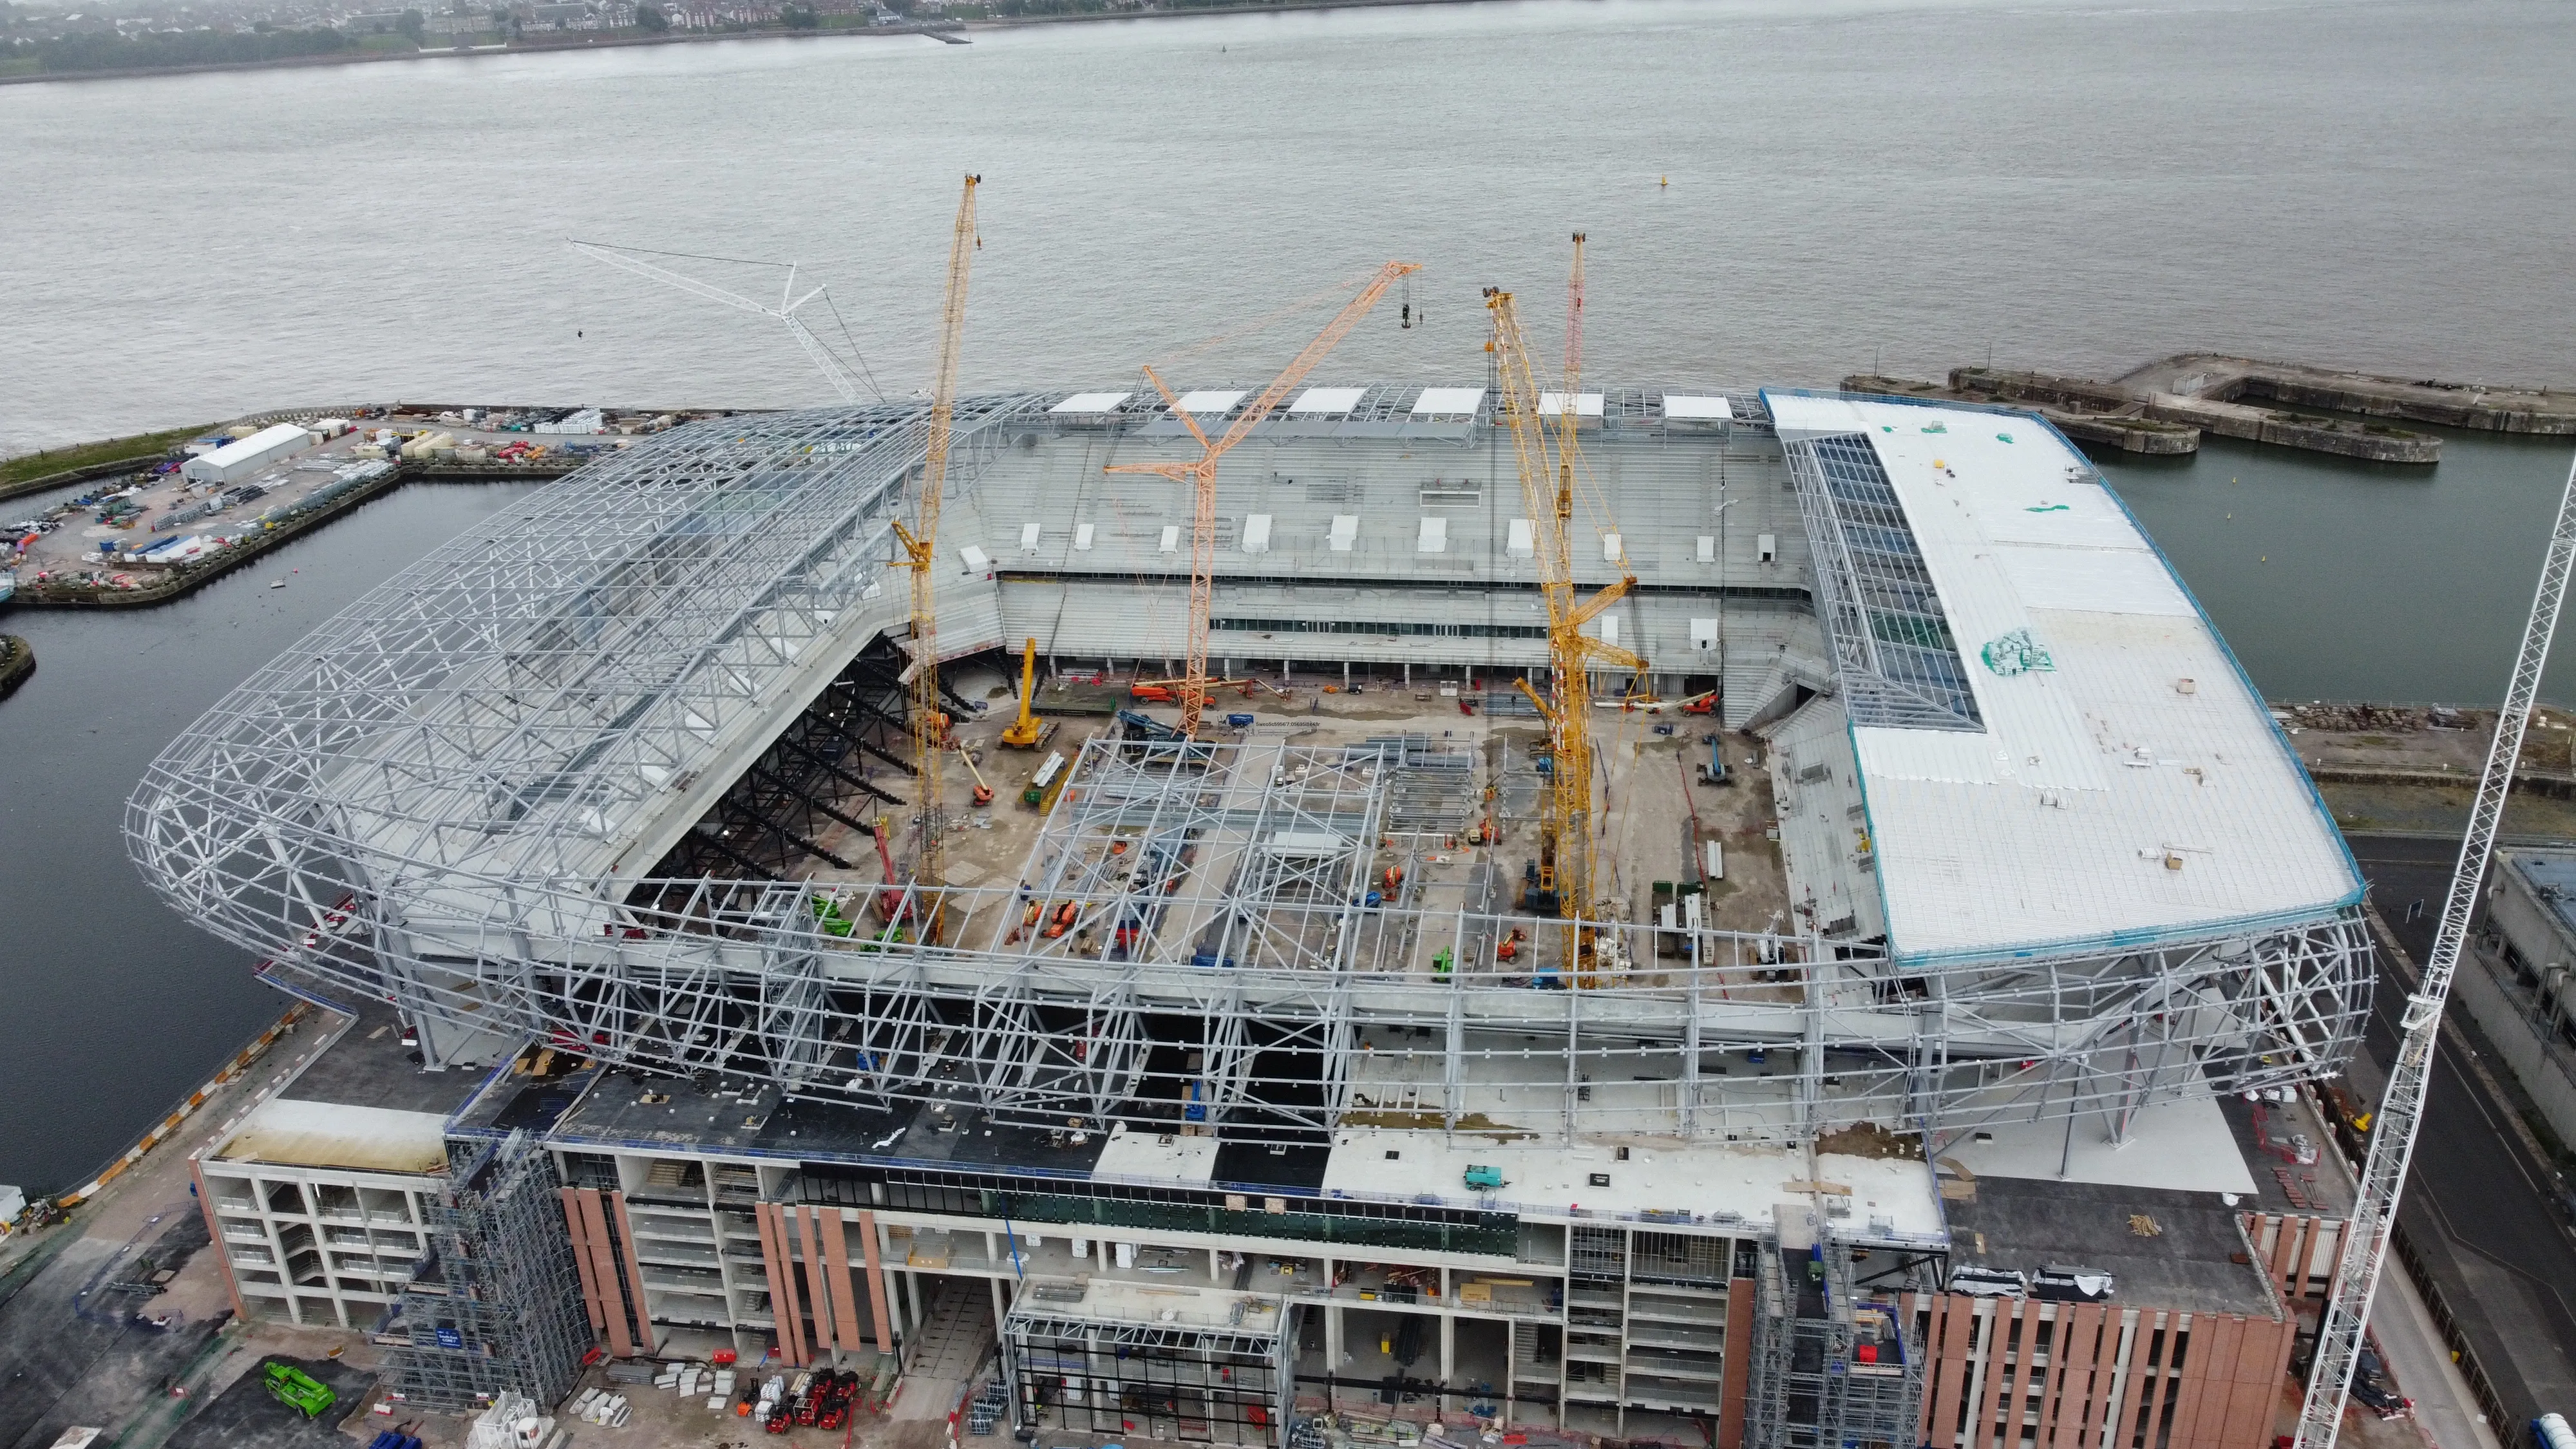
xmin=463 ymin=1393 xmax=555 ymax=1449
xmin=564 ymin=1387 xmax=630 ymax=1428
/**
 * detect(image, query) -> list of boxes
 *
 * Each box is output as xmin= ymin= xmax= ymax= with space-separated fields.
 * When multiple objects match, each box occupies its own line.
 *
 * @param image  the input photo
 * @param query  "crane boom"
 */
xmin=1107 ymin=260 xmax=1419 ymax=737
xmin=891 ymin=173 xmax=980 ymax=940
xmin=2291 ymin=444 xmax=2576 ymax=1449
xmin=1002 ymin=636 xmax=1044 ymax=748
xmin=1484 ymin=284 xmax=1642 ymax=980
xmin=566 ymin=239 xmax=878 ymax=403
xmin=1564 ymin=231 xmax=1586 ymax=392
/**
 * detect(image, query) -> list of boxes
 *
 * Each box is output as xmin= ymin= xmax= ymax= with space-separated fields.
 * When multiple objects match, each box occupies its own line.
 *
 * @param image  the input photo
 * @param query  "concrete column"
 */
xmin=1343 ymin=661 xmax=1351 ymax=686
xmin=576 ymin=1189 xmax=632 ymax=1358
xmin=820 ymin=1210 xmax=864 ymax=1352
xmin=558 ymin=1188 xmax=607 ymax=1333
xmin=1210 ymin=1246 xmax=1222 ymax=1282
xmin=991 ymin=1276 xmax=1010 ymax=1340
xmin=1439 ymin=1312 xmax=1455 ymax=1408
xmin=609 ymin=1191 xmax=659 ymax=1355
xmin=858 ymin=1209 xmax=896 ymax=1351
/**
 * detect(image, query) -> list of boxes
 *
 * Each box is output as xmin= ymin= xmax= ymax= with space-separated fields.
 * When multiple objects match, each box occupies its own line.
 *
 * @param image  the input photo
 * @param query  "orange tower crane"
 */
xmin=1105 ymin=261 xmax=1421 ymax=738
xmin=1486 ymin=282 xmax=1642 ymax=978
xmin=890 ymin=173 xmax=980 ymax=938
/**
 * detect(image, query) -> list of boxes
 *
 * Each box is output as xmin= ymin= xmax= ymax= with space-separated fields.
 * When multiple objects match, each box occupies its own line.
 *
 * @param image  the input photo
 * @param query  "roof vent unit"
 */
xmin=1328 ymin=515 xmax=1359 ymax=553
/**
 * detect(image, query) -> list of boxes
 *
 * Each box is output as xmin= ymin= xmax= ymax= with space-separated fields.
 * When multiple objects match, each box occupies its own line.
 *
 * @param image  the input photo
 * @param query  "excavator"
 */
xmin=999 ymin=636 xmax=1053 ymax=750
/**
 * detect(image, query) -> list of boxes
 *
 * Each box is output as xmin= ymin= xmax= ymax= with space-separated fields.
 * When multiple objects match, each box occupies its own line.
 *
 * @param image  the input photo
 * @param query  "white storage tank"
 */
xmin=181 ymin=423 xmax=312 ymax=486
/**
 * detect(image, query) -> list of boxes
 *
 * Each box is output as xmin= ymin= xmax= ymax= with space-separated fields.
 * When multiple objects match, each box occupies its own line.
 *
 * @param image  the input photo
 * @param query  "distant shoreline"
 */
xmin=0 ymin=0 xmax=1495 ymax=86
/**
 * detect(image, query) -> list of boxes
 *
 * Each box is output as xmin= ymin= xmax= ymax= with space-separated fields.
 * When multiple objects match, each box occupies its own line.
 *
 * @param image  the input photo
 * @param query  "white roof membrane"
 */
xmin=1411 ymin=387 xmax=1485 ymax=417
xmin=1662 ymin=394 xmax=1734 ymax=420
xmin=1762 ymin=392 xmax=2360 ymax=963
xmin=1050 ymin=391 xmax=1132 ymax=414
xmin=1287 ymin=386 xmax=1366 ymax=416
xmin=1176 ymin=389 xmax=1247 ymax=413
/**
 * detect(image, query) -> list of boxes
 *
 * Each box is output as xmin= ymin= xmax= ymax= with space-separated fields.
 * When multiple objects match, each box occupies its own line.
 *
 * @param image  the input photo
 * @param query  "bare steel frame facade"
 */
xmin=127 ymin=396 xmax=2372 ymax=1171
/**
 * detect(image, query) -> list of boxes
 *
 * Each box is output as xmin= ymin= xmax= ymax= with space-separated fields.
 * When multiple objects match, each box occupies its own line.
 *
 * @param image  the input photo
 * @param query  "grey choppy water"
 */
xmin=0 ymin=483 xmax=540 ymax=1194
xmin=4 ymin=0 xmax=2574 ymax=456
xmin=2105 ymin=427 xmax=2576 ymax=706
xmin=5 ymin=0 xmax=2576 ymax=1190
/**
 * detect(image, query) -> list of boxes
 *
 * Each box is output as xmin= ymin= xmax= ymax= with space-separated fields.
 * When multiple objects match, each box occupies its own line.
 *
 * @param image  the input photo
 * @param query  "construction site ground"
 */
xmin=2280 ymin=700 xmax=2576 ymax=839
xmin=795 ymin=666 xmax=1785 ymax=960
xmin=0 ymin=1006 xmax=424 ymax=1449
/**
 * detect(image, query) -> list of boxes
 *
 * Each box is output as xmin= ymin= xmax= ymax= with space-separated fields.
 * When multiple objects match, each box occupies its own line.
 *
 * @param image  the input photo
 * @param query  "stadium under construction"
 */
xmin=133 ymin=382 xmax=2374 ymax=1449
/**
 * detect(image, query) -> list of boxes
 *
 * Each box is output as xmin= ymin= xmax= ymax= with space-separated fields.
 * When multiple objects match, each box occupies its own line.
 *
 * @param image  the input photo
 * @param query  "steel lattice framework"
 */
xmin=128 ymin=398 xmax=2373 ymax=1162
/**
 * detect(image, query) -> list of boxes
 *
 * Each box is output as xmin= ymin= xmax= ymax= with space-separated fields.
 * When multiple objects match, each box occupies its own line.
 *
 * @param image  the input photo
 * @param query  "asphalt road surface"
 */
xmin=2347 ymin=834 xmax=2576 ymax=1432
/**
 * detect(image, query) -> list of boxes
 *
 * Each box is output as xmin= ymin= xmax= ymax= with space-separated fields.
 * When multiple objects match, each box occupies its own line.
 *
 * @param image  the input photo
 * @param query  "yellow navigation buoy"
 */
xmin=1660 ymin=175 xmax=1669 ymax=187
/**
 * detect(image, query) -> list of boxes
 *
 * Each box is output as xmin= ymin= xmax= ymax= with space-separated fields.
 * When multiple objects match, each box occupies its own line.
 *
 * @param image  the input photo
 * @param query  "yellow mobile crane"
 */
xmin=1486 ymin=276 xmax=1643 ymax=983
xmin=889 ymin=173 xmax=981 ymax=942
xmin=1105 ymin=261 xmax=1419 ymax=739
xmin=1000 ymin=636 xmax=1050 ymax=749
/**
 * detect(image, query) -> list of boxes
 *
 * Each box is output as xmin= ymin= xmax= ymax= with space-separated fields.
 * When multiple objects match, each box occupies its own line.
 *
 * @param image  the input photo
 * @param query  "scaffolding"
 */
xmin=1745 ymin=1220 xmax=1924 ymax=1449
xmin=393 ymin=1130 xmax=593 ymax=1414
xmin=1006 ymin=1291 xmax=1293 ymax=1446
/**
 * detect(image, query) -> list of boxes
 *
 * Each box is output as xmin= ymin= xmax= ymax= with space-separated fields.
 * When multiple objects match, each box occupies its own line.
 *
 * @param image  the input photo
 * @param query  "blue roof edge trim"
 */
xmin=1889 ymin=898 xmax=2369 ymax=972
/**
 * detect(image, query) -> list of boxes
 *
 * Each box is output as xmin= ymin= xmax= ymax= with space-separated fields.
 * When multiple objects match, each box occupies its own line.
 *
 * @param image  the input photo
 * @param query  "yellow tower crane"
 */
xmin=889 ymin=173 xmax=980 ymax=941
xmin=1486 ymin=281 xmax=1643 ymax=982
xmin=1105 ymin=261 xmax=1420 ymax=739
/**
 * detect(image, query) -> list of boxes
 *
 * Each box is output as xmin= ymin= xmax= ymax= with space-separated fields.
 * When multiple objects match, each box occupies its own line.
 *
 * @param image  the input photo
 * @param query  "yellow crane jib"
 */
xmin=902 ymin=172 xmax=981 ymax=943
xmin=1484 ymin=276 xmax=1644 ymax=981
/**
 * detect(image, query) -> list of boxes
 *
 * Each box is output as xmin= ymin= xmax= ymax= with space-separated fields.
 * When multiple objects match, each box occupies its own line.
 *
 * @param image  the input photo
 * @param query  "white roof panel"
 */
xmin=1761 ymin=392 xmax=2360 ymax=964
xmin=1410 ymin=387 xmax=1485 ymax=417
xmin=1050 ymin=391 xmax=1132 ymax=414
xmin=1662 ymin=394 xmax=1734 ymax=420
xmin=1288 ymin=386 xmax=1367 ymax=416
xmin=1176 ymin=389 xmax=1247 ymax=413
xmin=1540 ymin=392 xmax=1605 ymax=417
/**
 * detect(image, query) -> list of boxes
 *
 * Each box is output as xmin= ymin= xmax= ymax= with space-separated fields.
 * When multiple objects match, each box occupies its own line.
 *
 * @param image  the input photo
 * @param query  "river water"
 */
xmin=4 ymin=0 xmax=2576 ymax=1190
